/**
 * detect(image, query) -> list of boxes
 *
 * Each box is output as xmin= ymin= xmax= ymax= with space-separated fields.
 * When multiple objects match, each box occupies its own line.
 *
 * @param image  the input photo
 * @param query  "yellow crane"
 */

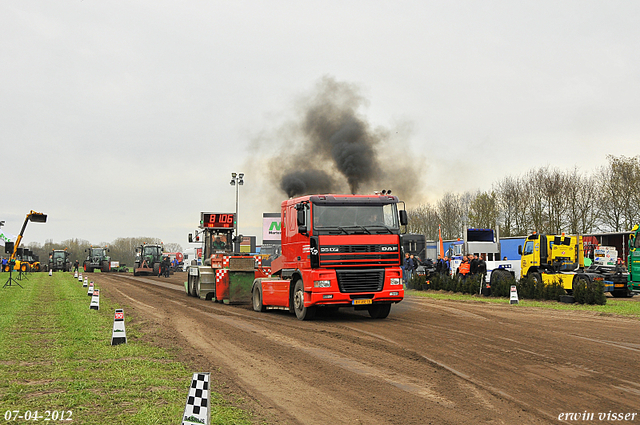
xmin=3 ymin=210 xmax=47 ymax=272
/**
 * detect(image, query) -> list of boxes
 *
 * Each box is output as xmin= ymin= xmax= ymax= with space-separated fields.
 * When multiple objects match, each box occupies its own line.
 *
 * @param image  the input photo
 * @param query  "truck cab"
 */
xmin=261 ymin=194 xmax=407 ymax=320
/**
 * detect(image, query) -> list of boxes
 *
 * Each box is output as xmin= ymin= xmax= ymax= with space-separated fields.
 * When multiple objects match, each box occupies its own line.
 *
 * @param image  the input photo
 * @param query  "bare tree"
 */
xmin=468 ymin=190 xmax=499 ymax=230
xmin=565 ymin=167 xmax=598 ymax=234
xmin=539 ymin=166 xmax=567 ymax=234
xmin=437 ymin=192 xmax=464 ymax=239
xmin=597 ymin=155 xmax=640 ymax=232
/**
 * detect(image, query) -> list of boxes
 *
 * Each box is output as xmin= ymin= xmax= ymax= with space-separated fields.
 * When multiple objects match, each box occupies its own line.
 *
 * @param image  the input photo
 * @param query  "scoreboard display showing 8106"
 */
xmin=199 ymin=212 xmax=236 ymax=230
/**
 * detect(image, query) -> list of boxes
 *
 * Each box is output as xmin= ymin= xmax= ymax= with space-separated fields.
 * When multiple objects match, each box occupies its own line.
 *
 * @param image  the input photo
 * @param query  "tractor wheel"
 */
xmin=252 ymin=283 xmax=266 ymax=312
xmin=293 ymin=279 xmax=315 ymax=320
xmin=21 ymin=263 xmax=28 ymax=272
xmin=186 ymin=274 xmax=192 ymax=296
xmin=102 ymin=261 xmax=109 ymax=273
xmin=189 ymin=274 xmax=198 ymax=297
xmin=153 ymin=263 xmax=160 ymax=276
xmin=133 ymin=262 xmax=140 ymax=276
xmin=368 ymin=303 xmax=391 ymax=319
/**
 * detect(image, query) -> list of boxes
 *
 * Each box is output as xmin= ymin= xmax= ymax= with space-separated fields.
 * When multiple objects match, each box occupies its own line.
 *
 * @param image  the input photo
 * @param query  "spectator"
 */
xmin=435 ymin=255 xmax=443 ymax=274
xmin=403 ymin=253 xmax=414 ymax=286
xmin=442 ymin=256 xmax=451 ymax=275
xmin=478 ymin=254 xmax=487 ymax=276
xmin=470 ymin=255 xmax=479 ymax=275
xmin=73 ymin=259 xmax=79 ymax=272
xmin=457 ymin=256 xmax=470 ymax=279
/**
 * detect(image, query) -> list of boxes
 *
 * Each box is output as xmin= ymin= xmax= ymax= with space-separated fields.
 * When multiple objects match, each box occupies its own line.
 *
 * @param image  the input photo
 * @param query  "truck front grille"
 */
xmin=319 ymin=244 xmax=400 ymax=267
xmin=336 ymin=269 xmax=384 ymax=293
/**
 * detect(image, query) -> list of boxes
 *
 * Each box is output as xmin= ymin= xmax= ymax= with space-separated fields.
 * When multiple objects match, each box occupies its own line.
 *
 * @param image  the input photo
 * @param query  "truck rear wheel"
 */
xmin=611 ymin=289 xmax=633 ymax=298
xmin=252 ymin=283 xmax=266 ymax=312
xmin=293 ymin=280 xmax=315 ymax=320
xmin=368 ymin=303 xmax=391 ymax=319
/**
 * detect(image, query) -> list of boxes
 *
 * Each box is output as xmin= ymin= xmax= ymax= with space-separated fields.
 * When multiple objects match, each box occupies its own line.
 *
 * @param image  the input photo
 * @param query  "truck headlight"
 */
xmin=390 ymin=278 xmax=402 ymax=285
xmin=314 ymin=280 xmax=331 ymax=288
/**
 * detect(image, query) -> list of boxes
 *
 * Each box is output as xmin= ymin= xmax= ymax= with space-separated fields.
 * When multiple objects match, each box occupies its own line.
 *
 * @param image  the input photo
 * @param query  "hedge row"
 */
xmin=409 ymin=273 xmax=606 ymax=305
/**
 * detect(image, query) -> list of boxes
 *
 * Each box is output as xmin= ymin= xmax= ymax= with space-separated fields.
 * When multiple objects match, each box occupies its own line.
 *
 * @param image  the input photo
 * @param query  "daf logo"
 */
xmin=320 ymin=247 xmax=339 ymax=253
xmin=381 ymin=246 xmax=397 ymax=251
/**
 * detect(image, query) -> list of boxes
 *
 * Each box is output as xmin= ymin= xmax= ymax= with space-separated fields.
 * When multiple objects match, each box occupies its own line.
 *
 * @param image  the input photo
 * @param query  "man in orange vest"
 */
xmin=457 ymin=256 xmax=471 ymax=279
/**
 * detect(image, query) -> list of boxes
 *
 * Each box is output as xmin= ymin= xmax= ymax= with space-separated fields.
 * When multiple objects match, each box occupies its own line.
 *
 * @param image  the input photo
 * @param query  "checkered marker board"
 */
xmin=90 ymin=289 xmax=100 ymax=310
xmin=215 ymin=269 xmax=228 ymax=284
xmin=111 ymin=309 xmax=127 ymax=345
xmin=182 ymin=373 xmax=210 ymax=425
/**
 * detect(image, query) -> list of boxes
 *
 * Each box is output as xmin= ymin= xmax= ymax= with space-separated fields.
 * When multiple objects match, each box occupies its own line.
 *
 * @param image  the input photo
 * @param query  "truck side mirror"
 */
xmin=518 ymin=245 xmax=522 ymax=256
xmin=297 ymin=209 xmax=306 ymax=226
xmin=399 ymin=210 xmax=408 ymax=226
xmin=188 ymin=233 xmax=193 ymax=243
xmin=298 ymin=225 xmax=307 ymax=234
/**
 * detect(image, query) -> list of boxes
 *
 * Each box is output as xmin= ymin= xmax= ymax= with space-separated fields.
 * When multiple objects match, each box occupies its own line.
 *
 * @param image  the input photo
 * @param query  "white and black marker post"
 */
xmin=78 ymin=273 xmax=83 ymax=282
xmin=87 ymin=281 xmax=94 ymax=295
xmin=510 ymin=285 xmax=519 ymax=305
xmin=90 ymin=288 xmax=100 ymax=310
xmin=182 ymin=373 xmax=210 ymax=425
xmin=111 ymin=309 xmax=127 ymax=345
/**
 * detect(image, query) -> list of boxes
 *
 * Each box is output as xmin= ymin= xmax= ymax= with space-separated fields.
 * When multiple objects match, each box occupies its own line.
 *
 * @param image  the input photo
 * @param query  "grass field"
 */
xmin=0 ymin=272 xmax=251 ymax=425
xmin=407 ymin=289 xmax=640 ymax=318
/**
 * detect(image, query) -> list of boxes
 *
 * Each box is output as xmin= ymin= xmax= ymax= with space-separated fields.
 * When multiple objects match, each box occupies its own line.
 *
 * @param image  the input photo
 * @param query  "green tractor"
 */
xmin=83 ymin=246 xmax=111 ymax=273
xmin=49 ymin=249 xmax=71 ymax=272
xmin=133 ymin=243 xmax=164 ymax=276
xmin=628 ymin=225 xmax=640 ymax=295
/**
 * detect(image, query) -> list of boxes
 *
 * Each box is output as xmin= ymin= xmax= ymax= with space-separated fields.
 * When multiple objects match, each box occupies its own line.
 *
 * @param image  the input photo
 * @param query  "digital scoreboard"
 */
xmin=199 ymin=212 xmax=236 ymax=230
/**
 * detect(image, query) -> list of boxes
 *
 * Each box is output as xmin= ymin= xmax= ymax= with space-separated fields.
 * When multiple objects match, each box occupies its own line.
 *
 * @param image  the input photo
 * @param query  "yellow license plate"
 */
xmin=352 ymin=299 xmax=372 ymax=305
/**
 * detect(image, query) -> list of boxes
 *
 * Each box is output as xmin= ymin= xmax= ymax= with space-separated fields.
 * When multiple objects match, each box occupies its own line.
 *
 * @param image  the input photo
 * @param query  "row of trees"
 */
xmin=408 ymin=155 xmax=640 ymax=240
xmin=25 ymin=237 xmax=183 ymax=268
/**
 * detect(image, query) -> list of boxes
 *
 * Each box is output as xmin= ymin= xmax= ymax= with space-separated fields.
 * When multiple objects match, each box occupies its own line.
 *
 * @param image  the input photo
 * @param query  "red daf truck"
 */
xmin=251 ymin=194 xmax=407 ymax=320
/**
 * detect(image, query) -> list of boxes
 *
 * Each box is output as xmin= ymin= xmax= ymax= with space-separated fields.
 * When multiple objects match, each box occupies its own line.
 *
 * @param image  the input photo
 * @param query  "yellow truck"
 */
xmin=519 ymin=233 xmax=630 ymax=296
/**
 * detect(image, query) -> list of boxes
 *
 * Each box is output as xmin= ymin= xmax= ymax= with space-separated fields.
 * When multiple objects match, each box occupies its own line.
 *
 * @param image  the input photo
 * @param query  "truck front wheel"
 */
xmin=368 ymin=303 xmax=391 ymax=319
xmin=293 ymin=280 xmax=315 ymax=320
xmin=528 ymin=272 xmax=542 ymax=285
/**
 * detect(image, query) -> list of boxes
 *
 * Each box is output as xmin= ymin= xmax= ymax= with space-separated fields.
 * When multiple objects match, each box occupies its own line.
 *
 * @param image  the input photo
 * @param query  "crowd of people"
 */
xmin=402 ymin=252 xmax=488 ymax=286
xmin=453 ymin=254 xmax=487 ymax=279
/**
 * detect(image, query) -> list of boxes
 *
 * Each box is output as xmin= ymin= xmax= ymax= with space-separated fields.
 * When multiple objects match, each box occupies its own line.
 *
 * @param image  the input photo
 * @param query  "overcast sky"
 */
xmin=2 ymin=1 xmax=639 ymax=248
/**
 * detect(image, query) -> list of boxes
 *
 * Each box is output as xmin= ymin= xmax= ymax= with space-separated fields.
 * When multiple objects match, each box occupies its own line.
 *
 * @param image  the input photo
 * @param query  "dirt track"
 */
xmin=89 ymin=272 xmax=640 ymax=424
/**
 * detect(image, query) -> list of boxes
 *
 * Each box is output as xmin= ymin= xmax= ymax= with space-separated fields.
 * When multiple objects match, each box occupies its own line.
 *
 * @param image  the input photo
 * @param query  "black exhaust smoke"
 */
xmin=268 ymin=76 xmax=421 ymax=202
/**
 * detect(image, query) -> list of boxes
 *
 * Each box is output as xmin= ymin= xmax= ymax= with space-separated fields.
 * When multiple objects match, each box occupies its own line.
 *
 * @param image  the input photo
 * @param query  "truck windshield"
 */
xmin=312 ymin=204 xmax=399 ymax=234
xmin=523 ymin=241 xmax=534 ymax=256
xmin=143 ymin=246 xmax=161 ymax=256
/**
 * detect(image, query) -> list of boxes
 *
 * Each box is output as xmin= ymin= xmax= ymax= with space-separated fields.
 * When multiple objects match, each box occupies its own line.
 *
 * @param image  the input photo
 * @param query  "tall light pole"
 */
xmin=230 ymin=172 xmax=244 ymax=244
